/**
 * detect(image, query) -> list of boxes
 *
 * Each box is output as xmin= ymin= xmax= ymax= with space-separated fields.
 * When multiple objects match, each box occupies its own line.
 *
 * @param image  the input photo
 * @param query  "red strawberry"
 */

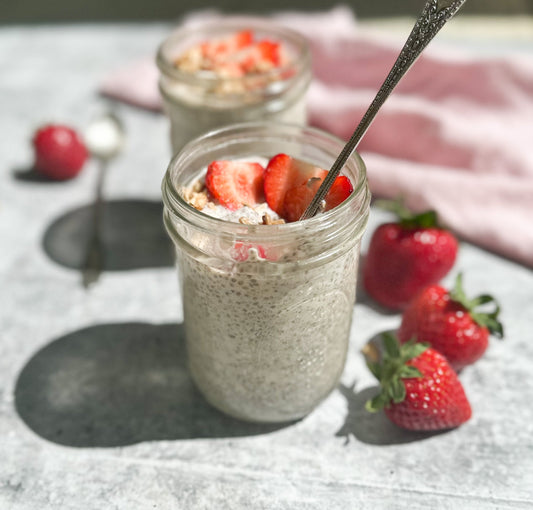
xmin=32 ymin=124 xmax=88 ymax=180
xmin=205 ymin=160 xmax=265 ymax=211
xmin=256 ymin=40 xmax=281 ymax=66
xmin=398 ymin=273 xmax=504 ymax=371
xmin=324 ymin=175 xmax=354 ymax=211
xmin=240 ymin=39 xmax=283 ymax=74
xmin=363 ymin=200 xmax=458 ymax=310
xmin=282 ymin=178 xmax=322 ymax=223
xmin=264 ymin=154 xmax=326 ymax=214
xmin=366 ymin=333 xmax=472 ymax=431
xmin=283 ymin=175 xmax=353 ymax=222
xmin=232 ymin=242 xmax=266 ymax=261
xmin=202 ymin=30 xmax=253 ymax=61
xmin=234 ymin=30 xmax=254 ymax=49
xmin=264 ymin=154 xmax=353 ymax=222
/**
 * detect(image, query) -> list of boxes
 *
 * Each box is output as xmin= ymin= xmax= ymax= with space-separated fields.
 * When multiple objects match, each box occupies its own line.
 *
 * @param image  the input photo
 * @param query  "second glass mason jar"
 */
xmin=156 ymin=17 xmax=311 ymax=155
xmin=162 ymin=122 xmax=371 ymax=423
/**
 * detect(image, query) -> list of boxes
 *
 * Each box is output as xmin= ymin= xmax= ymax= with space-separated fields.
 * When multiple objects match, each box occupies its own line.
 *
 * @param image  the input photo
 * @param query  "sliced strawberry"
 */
xmin=257 ymin=40 xmax=281 ymax=66
xmin=265 ymin=154 xmax=353 ymax=222
xmin=325 ymin=175 xmax=354 ymax=211
xmin=282 ymin=175 xmax=353 ymax=222
xmin=232 ymin=242 xmax=267 ymax=261
xmin=264 ymin=154 xmax=327 ymax=216
xmin=239 ymin=40 xmax=281 ymax=73
xmin=202 ymin=30 xmax=253 ymax=61
xmin=234 ymin=30 xmax=254 ymax=49
xmin=205 ymin=160 xmax=265 ymax=211
xmin=282 ymin=178 xmax=321 ymax=223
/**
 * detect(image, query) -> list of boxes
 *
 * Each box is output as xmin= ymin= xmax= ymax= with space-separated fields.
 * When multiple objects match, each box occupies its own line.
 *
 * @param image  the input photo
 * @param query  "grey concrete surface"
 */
xmin=1 ymin=20 xmax=533 ymax=510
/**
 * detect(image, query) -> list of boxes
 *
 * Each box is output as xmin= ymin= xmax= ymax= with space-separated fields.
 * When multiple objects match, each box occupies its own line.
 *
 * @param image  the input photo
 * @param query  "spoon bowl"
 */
xmin=84 ymin=112 xmax=125 ymax=161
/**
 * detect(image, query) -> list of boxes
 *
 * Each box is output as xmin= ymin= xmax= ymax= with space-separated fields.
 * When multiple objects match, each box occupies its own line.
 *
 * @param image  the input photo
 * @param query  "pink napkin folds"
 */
xmin=100 ymin=7 xmax=533 ymax=268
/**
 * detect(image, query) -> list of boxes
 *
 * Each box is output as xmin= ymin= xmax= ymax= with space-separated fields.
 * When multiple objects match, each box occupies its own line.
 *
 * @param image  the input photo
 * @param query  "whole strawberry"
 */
xmin=398 ymin=273 xmax=504 ymax=371
xmin=366 ymin=333 xmax=472 ymax=431
xmin=33 ymin=124 xmax=88 ymax=180
xmin=363 ymin=200 xmax=458 ymax=310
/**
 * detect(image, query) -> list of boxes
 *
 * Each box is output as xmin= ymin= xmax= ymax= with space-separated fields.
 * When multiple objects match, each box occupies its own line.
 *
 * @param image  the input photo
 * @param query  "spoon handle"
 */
xmin=300 ymin=0 xmax=468 ymax=220
xmin=82 ymin=159 xmax=107 ymax=288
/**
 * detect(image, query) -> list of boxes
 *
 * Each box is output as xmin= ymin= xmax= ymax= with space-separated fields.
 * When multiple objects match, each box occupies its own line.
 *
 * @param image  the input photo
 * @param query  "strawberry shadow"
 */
xmin=14 ymin=321 xmax=291 ymax=447
xmin=12 ymin=166 xmax=64 ymax=183
xmin=42 ymin=199 xmax=174 ymax=271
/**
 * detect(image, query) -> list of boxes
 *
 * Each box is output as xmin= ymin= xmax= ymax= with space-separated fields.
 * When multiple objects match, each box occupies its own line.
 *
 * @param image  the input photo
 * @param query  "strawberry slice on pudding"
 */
xmin=205 ymin=160 xmax=265 ymax=211
xmin=264 ymin=153 xmax=353 ymax=222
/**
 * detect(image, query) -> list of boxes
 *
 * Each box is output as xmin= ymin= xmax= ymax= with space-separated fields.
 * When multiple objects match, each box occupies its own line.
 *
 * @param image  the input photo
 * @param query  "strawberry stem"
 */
xmin=365 ymin=333 xmax=428 ymax=413
xmin=449 ymin=273 xmax=504 ymax=338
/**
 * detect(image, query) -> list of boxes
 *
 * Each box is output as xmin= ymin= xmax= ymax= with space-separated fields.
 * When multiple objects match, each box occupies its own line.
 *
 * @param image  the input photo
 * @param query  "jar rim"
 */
xmin=161 ymin=121 xmax=371 ymax=243
xmin=156 ymin=16 xmax=311 ymax=90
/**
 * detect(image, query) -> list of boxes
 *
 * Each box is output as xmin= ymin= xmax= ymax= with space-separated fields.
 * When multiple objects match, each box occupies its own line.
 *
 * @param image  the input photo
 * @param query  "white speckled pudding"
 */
xmin=156 ymin=18 xmax=311 ymax=155
xmin=162 ymin=123 xmax=370 ymax=422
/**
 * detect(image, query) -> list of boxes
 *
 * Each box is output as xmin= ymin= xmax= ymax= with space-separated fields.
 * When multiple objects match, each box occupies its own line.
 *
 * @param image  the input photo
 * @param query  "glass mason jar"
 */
xmin=156 ymin=18 xmax=311 ymax=155
xmin=161 ymin=122 xmax=371 ymax=423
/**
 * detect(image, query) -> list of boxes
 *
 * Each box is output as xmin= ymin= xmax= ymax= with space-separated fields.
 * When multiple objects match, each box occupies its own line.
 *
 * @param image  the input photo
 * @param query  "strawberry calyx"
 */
xmin=365 ymin=333 xmax=428 ymax=413
xmin=449 ymin=273 xmax=504 ymax=338
xmin=376 ymin=198 xmax=438 ymax=229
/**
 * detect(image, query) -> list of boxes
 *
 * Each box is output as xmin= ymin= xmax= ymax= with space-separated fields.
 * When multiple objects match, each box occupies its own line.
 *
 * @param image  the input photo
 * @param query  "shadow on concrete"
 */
xmin=13 ymin=166 xmax=65 ymax=183
xmin=42 ymin=199 xmax=174 ymax=272
xmin=15 ymin=321 xmax=289 ymax=447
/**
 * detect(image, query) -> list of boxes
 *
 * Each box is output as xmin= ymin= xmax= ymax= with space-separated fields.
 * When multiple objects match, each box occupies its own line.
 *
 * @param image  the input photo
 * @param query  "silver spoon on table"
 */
xmin=300 ymin=0 xmax=468 ymax=220
xmin=82 ymin=112 xmax=125 ymax=288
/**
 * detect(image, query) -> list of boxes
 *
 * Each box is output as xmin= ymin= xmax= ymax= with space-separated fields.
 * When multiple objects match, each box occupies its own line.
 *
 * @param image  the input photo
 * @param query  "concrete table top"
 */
xmin=1 ymin=20 xmax=532 ymax=510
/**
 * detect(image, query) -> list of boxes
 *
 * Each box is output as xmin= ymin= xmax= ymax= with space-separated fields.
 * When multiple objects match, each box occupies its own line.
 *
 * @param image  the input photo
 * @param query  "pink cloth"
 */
xmin=100 ymin=7 xmax=533 ymax=268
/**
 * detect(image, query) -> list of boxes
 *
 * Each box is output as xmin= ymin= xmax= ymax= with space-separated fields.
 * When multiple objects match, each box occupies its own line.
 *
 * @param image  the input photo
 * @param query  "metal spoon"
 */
xmin=82 ymin=112 xmax=125 ymax=287
xmin=300 ymin=0 xmax=468 ymax=220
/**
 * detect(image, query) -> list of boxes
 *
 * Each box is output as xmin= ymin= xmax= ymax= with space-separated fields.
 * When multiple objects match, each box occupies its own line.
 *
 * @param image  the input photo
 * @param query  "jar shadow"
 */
xmin=14 ymin=321 xmax=291 ymax=447
xmin=42 ymin=199 xmax=174 ymax=271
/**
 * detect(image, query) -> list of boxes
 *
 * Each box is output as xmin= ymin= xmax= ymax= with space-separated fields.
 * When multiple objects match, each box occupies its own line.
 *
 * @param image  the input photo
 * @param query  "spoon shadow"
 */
xmin=42 ymin=198 xmax=174 ymax=271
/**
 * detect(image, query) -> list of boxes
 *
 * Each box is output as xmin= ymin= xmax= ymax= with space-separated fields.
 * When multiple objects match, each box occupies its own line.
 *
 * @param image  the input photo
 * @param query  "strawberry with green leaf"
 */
xmin=398 ymin=273 xmax=504 ymax=371
xmin=366 ymin=333 xmax=472 ymax=431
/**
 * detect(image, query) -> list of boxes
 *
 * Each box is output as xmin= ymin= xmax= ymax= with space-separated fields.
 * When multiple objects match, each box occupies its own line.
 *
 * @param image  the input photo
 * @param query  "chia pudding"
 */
xmin=161 ymin=123 xmax=370 ymax=422
xmin=156 ymin=18 xmax=311 ymax=155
